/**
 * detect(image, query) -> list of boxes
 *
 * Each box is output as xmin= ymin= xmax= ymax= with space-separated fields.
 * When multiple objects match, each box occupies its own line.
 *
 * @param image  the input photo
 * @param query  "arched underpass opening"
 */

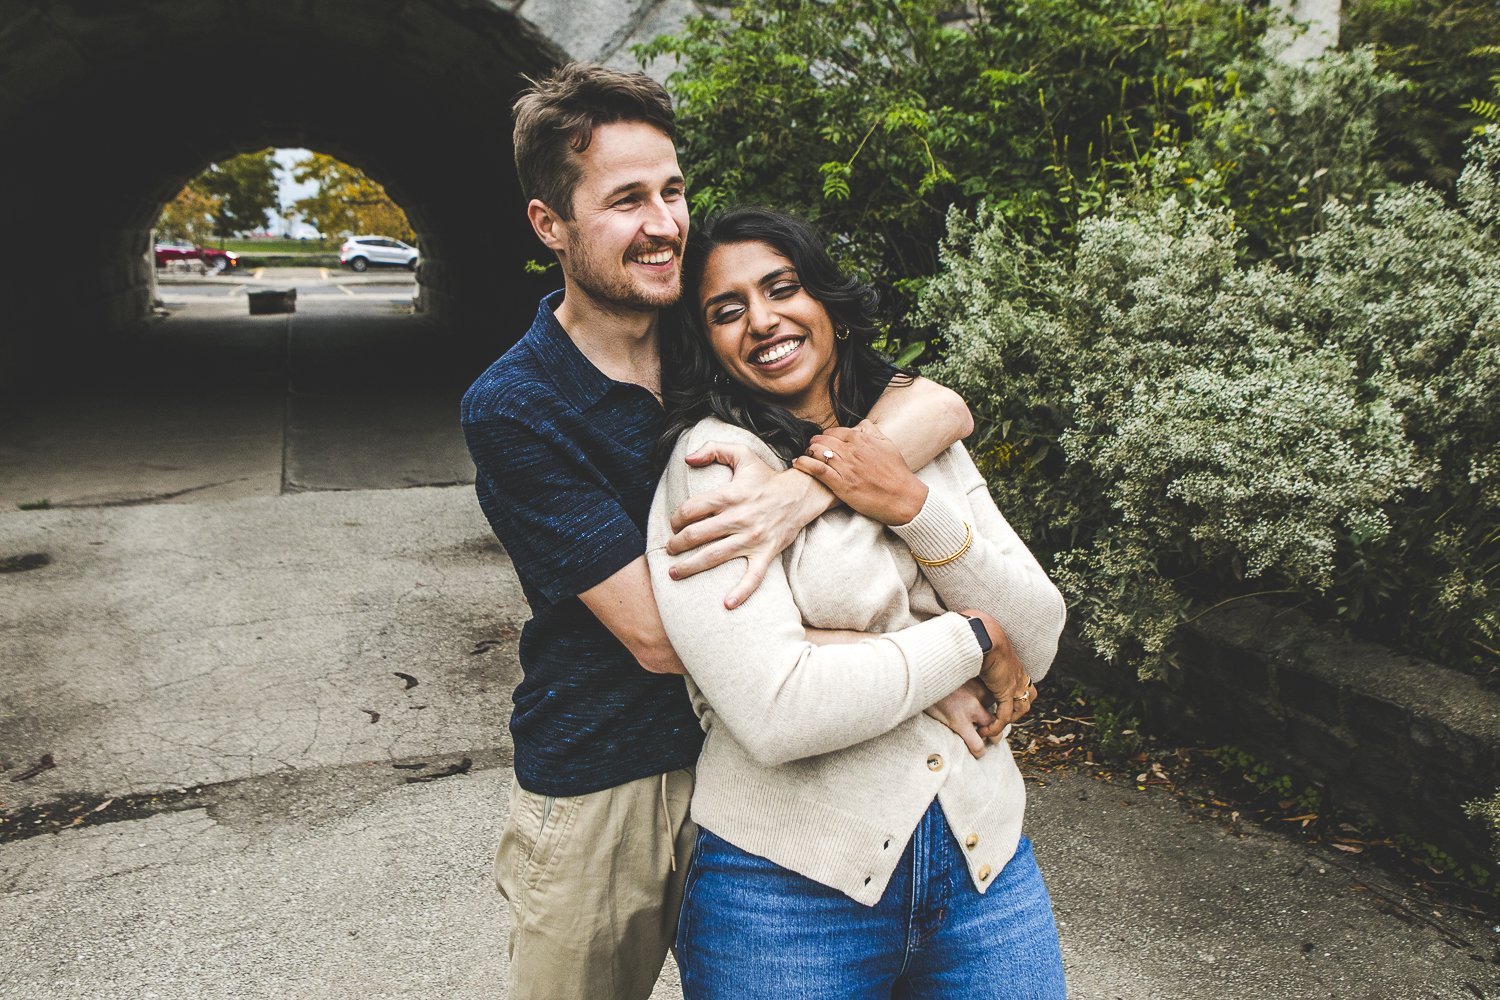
xmin=0 ymin=0 xmax=581 ymax=505
xmin=0 ymin=0 xmax=567 ymax=392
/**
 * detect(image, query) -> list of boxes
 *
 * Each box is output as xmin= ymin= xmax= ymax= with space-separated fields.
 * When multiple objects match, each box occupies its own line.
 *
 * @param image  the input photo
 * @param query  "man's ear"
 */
xmin=528 ymin=199 xmax=568 ymax=254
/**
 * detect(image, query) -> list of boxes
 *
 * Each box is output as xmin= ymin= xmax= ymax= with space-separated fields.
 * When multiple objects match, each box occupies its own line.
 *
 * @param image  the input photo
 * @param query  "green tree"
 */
xmin=195 ymin=149 xmax=279 ymax=238
xmin=639 ymin=0 xmax=1265 ymax=317
xmin=290 ymin=153 xmax=415 ymax=242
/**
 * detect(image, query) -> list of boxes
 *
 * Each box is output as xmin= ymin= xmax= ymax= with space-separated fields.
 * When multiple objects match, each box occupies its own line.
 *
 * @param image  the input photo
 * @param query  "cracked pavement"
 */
xmin=2 ymin=302 xmax=1497 ymax=998
xmin=4 ymin=487 xmax=1498 ymax=998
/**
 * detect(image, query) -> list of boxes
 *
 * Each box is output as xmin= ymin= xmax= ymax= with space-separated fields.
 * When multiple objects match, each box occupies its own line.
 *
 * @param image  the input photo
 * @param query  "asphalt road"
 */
xmin=156 ymin=265 xmax=419 ymax=303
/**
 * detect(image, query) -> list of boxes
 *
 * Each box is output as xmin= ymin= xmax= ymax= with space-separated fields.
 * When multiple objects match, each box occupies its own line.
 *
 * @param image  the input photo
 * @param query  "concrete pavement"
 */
xmin=0 ymin=297 xmax=478 ymax=510
xmin=3 ymin=485 xmax=1497 ymax=999
xmin=2 ymin=294 xmax=1497 ymax=998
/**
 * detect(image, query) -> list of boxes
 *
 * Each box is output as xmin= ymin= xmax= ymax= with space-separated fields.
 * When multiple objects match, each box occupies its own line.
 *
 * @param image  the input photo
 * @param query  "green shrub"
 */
xmin=925 ymin=131 xmax=1500 ymax=678
xmin=1176 ymin=46 xmax=1408 ymax=260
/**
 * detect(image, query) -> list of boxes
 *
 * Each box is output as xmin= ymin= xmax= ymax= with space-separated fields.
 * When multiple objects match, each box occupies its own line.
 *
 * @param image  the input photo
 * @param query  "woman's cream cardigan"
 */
xmin=646 ymin=417 xmax=1066 ymax=905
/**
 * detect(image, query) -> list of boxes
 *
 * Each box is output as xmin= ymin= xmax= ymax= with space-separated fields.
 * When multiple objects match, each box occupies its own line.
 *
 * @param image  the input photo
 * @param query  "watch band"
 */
xmin=966 ymin=615 xmax=992 ymax=653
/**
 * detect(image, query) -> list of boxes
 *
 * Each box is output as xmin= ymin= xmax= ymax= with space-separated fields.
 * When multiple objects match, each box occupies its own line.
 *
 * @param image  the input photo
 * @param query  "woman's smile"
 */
xmin=749 ymin=336 xmax=805 ymax=368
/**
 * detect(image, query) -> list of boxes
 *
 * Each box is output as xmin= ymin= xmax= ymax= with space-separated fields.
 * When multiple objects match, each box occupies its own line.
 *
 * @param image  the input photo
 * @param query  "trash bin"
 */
xmin=248 ymin=289 xmax=296 ymax=315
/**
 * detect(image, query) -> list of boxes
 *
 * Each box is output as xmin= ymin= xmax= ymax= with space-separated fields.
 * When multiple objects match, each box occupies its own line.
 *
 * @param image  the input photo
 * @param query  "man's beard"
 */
xmin=565 ymin=237 xmax=684 ymax=313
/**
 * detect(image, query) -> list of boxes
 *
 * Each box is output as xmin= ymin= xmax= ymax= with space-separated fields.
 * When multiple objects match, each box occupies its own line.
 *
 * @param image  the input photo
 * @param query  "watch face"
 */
xmin=968 ymin=616 xmax=992 ymax=653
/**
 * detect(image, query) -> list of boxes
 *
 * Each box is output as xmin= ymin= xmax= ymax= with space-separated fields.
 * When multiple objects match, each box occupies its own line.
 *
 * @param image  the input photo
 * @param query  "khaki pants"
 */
xmin=495 ymin=768 xmax=696 ymax=1000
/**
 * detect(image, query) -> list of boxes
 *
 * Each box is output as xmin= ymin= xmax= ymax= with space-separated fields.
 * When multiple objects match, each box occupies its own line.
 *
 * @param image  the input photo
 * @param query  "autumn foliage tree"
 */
xmin=290 ymin=153 xmax=415 ymax=242
xmin=156 ymin=149 xmax=279 ymax=242
xmin=156 ymin=185 xmax=220 ymax=243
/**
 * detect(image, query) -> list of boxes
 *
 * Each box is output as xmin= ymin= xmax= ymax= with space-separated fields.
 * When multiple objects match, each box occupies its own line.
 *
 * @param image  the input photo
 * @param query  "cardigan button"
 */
xmin=964 ymin=833 xmax=979 ymax=850
xmin=926 ymin=754 xmax=944 ymax=771
xmin=978 ymin=864 xmax=992 ymax=881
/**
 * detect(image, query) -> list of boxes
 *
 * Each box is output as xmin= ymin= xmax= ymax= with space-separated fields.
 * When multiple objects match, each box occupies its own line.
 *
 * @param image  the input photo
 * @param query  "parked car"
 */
xmin=153 ymin=240 xmax=241 ymax=271
xmin=339 ymin=236 xmax=419 ymax=272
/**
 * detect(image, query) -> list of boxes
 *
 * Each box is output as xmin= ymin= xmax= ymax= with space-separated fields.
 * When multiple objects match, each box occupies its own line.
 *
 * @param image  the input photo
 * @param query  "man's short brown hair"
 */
xmin=512 ymin=62 xmax=677 ymax=220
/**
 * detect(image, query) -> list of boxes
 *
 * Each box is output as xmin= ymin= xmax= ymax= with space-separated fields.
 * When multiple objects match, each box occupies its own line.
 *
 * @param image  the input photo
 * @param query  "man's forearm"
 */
xmin=866 ymin=376 xmax=974 ymax=469
xmin=580 ymin=555 xmax=687 ymax=674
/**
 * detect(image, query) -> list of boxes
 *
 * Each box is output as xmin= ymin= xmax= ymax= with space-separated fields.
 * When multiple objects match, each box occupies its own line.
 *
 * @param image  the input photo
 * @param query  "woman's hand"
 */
xmin=924 ymin=678 xmax=998 ymax=759
xmin=791 ymin=420 xmax=929 ymax=526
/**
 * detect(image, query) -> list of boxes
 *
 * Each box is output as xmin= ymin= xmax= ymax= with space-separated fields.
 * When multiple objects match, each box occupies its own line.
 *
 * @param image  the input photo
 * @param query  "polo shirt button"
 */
xmin=926 ymin=754 xmax=944 ymax=771
xmin=978 ymin=864 xmax=992 ymax=881
xmin=964 ymin=833 xmax=979 ymax=850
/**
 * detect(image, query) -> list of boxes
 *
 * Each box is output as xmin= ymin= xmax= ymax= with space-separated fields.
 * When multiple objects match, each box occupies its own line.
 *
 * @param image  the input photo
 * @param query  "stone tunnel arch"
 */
xmin=0 ymin=0 xmax=620 ymax=389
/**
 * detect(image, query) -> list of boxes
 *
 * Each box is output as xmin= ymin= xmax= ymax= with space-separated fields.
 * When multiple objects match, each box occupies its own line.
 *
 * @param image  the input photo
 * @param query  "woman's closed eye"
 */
xmin=708 ymin=302 xmax=746 ymax=325
xmin=768 ymin=280 xmax=801 ymax=299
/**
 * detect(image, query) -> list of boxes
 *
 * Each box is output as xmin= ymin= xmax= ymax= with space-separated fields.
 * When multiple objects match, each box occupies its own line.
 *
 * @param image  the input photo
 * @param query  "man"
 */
xmin=460 ymin=62 xmax=973 ymax=1000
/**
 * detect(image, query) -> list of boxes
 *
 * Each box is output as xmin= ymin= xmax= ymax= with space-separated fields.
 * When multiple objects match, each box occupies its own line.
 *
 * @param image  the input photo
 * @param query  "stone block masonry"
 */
xmin=1055 ymin=600 xmax=1500 ymax=875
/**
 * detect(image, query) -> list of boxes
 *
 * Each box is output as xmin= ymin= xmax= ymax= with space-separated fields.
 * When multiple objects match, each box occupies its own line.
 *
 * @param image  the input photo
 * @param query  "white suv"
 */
xmin=340 ymin=236 xmax=419 ymax=272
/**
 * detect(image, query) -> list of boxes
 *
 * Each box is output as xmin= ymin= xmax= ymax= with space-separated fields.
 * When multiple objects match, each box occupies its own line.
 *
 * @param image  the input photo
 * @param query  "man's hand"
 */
xmin=962 ymin=609 xmax=1034 ymax=720
xmin=666 ymin=441 xmax=833 ymax=609
xmin=791 ymin=420 xmax=929 ymax=526
xmin=924 ymin=678 xmax=999 ymax=759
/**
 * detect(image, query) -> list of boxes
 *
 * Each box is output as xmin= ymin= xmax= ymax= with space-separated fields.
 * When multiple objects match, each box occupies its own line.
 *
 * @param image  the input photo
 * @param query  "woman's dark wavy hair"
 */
xmin=657 ymin=207 xmax=913 ymax=467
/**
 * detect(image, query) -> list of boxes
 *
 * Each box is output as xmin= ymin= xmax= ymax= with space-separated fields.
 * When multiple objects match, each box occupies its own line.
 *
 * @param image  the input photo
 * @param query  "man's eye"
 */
xmin=664 ymin=187 xmax=684 ymax=200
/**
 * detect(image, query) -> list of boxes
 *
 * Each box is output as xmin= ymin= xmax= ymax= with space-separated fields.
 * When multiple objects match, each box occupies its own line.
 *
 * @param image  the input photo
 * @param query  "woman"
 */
xmin=645 ymin=207 xmax=1068 ymax=998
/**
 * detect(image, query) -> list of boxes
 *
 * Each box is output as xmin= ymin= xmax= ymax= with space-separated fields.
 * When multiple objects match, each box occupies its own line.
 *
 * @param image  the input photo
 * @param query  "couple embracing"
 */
xmin=461 ymin=62 xmax=1067 ymax=1000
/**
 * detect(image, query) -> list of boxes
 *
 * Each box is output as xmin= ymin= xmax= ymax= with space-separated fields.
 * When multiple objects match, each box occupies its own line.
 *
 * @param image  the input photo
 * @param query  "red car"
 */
xmin=154 ymin=240 xmax=241 ymax=271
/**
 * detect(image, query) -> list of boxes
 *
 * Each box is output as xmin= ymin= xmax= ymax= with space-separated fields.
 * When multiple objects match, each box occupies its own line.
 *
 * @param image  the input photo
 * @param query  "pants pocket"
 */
xmin=520 ymin=788 xmax=578 ymax=892
xmin=495 ymin=781 xmax=572 ymax=897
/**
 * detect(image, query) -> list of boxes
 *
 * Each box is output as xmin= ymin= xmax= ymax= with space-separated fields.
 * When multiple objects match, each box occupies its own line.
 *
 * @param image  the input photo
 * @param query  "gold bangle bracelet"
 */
xmin=912 ymin=522 xmax=972 ymax=568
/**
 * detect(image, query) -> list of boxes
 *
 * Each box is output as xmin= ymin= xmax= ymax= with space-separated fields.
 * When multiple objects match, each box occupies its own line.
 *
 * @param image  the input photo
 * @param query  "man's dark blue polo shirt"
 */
xmin=460 ymin=291 xmax=703 ymax=797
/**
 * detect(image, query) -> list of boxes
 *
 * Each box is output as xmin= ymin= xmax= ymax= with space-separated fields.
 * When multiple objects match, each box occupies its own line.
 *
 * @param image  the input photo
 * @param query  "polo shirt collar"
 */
xmin=525 ymin=290 xmax=616 ymax=411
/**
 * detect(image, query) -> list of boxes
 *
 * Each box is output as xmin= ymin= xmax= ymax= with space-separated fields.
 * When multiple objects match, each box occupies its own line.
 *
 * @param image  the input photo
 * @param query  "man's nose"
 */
xmin=641 ymin=195 xmax=679 ymax=238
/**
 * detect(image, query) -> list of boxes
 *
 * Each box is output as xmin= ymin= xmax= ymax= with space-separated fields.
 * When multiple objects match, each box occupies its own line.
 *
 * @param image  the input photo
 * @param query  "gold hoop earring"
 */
xmin=835 ymin=325 xmax=850 ymax=342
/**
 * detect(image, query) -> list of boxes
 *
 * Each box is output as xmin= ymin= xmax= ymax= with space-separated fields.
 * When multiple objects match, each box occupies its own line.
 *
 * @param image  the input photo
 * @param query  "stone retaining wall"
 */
xmin=1053 ymin=600 xmax=1500 ymax=874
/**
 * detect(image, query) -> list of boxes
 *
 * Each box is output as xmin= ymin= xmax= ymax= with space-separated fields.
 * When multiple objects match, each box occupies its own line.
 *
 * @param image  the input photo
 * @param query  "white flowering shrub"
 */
xmin=924 ymin=132 xmax=1500 ymax=678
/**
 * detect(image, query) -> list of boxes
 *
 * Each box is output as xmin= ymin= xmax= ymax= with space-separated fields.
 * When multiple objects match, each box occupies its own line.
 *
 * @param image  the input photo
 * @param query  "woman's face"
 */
xmin=696 ymin=240 xmax=840 ymax=425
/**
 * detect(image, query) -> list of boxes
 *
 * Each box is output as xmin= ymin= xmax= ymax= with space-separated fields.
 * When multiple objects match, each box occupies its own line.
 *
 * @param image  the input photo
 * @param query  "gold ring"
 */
xmin=822 ymin=449 xmax=835 ymax=460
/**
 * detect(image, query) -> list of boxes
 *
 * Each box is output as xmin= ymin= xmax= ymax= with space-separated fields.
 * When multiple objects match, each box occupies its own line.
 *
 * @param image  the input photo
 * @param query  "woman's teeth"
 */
xmin=753 ymin=339 xmax=802 ymax=364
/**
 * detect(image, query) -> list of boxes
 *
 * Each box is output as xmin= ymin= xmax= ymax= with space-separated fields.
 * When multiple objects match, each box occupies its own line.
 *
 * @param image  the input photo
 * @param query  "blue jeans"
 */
xmin=676 ymin=802 xmax=1066 ymax=999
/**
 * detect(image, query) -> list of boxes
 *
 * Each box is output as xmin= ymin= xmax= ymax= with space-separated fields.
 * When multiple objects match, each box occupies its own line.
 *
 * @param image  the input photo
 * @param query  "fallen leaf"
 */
xmin=393 ymin=672 xmax=418 ymax=690
xmin=361 ymin=709 xmax=381 ymax=724
xmin=1332 ymin=843 xmax=1364 ymax=853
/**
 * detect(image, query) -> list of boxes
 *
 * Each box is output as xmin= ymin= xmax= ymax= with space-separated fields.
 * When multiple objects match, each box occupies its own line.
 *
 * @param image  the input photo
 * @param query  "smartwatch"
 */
xmin=966 ymin=616 xmax=992 ymax=653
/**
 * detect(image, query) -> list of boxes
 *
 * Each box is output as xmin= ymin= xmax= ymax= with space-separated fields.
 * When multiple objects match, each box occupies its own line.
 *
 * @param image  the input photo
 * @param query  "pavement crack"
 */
xmin=46 ymin=479 xmax=250 ymax=508
xmin=0 ymin=747 xmax=510 ymax=845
